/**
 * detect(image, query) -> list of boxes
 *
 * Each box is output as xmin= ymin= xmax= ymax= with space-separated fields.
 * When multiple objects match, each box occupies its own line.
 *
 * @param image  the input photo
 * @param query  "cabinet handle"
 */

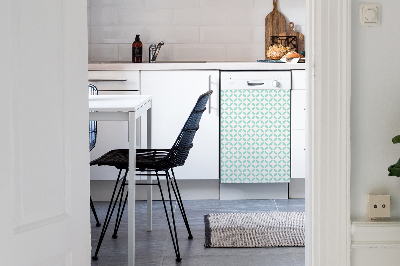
xmin=88 ymin=79 xmax=127 ymax=82
xmin=247 ymin=81 xmax=264 ymax=86
xmin=208 ymin=75 xmax=212 ymax=114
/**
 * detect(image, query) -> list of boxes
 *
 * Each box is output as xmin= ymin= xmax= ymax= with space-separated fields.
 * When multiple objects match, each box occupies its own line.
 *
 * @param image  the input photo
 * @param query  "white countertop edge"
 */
xmin=88 ymin=62 xmax=306 ymax=71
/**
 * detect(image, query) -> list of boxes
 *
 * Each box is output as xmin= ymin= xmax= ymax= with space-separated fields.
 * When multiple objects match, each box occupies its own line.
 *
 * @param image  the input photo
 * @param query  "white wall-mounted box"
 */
xmin=359 ymin=3 xmax=381 ymax=27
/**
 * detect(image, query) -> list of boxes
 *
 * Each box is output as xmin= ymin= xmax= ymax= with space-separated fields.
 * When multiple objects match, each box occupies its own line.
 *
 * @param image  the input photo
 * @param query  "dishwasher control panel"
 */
xmin=221 ymin=71 xmax=291 ymax=90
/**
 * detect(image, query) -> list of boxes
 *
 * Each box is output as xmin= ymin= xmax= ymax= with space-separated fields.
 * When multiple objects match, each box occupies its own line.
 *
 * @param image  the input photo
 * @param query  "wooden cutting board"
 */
xmin=279 ymin=22 xmax=304 ymax=52
xmin=265 ymin=0 xmax=287 ymax=59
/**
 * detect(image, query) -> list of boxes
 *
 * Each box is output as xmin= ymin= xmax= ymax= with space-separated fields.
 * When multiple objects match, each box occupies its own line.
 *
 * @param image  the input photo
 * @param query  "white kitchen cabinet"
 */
xmin=292 ymin=70 xmax=306 ymax=90
xmin=291 ymin=90 xmax=306 ymax=130
xmin=88 ymin=71 xmax=140 ymax=91
xmin=291 ymin=70 xmax=306 ymax=179
xmin=141 ymin=70 xmax=219 ymax=180
xmin=88 ymin=71 xmax=141 ymax=180
xmin=291 ymin=129 xmax=306 ymax=178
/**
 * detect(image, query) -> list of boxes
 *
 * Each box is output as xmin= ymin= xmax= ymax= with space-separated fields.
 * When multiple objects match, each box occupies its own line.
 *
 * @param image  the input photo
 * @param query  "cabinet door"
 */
xmin=291 ymin=69 xmax=306 ymax=180
xmin=141 ymin=70 xmax=219 ymax=180
xmin=292 ymin=70 xmax=306 ymax=90
xmin=88 ymin=71 xmax=140 ymax=91
xmin=291 ymin=90 xmax=306 ymax=130
xmin=291 ymin=129 xmax=306 ymax=179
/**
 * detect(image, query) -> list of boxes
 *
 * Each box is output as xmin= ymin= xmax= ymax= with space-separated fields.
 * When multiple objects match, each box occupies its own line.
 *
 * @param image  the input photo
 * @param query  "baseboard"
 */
xmin=351 ymin=219 xmax=400 ymax=266
xmin=220 ymin=183 xmax=289 ymax=200
xmin=91 ymin=179 xmax=305 ymax=201
xmin=90 ymin=179 xmax=220 ymax=201
xmin=289 ymin=178 xmax=305 ymax=198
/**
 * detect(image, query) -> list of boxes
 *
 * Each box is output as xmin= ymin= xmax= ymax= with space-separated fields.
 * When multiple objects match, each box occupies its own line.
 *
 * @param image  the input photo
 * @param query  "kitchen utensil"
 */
xmin=279 ymin=22 xmax=304 ymax=52
xmin=265 ymin=0 xmax=287 ymax=59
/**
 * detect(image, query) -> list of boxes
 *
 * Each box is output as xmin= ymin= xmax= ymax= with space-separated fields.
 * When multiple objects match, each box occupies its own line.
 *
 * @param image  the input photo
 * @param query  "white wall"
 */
xmin=351 ymin=1 xmax=400 ymax=264
xmin=351 ymin=0 xmax=400 ymax=220
xmin=87 ymin=0 xmax=305 ymax=62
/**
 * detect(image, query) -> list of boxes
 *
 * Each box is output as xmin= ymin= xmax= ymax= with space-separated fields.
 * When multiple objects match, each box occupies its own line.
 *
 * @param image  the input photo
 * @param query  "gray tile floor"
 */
xmin=91 ymin=199 xmax=305 ymax=266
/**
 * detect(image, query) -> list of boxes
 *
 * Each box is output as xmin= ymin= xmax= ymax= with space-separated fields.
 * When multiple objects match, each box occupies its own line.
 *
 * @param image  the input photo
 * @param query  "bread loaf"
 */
xmin=283 ymin=52 xmax=304 ymax=59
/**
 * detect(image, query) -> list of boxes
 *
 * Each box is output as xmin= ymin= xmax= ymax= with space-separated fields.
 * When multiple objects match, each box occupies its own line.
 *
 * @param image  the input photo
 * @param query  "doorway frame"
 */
xmin=306 ymin=0 xmax=351 ymax=265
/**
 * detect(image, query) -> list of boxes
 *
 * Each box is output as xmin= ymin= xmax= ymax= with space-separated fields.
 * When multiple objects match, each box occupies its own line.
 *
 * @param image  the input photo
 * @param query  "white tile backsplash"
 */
xmin=201 ymin=0 xmax=253 ymax=8
xmin=119 ymin=8 xmax=173 ymax=26
xmin=252 ymin=26 xmax=265 ymax=43
xmin=173 ymin=44 xmax=226 ymax=61
xmin=224 ymin=0 xmax=254 ymax=8
xmin=173 ymin=8 xmax=226 ymax=26
xmin=227 ymin=8 xmax=267 ymax=26
xmin=200 ymin=26 xmax=252 ymax=44
xmin=91 ymin=26 xmax=146 ymax=43
xmin=146 ymin=0 xmax=199 ymax=9
xmin=279 ymin=1 xmax=306 ymax=24
xmin=147 ymin=26 xmax=199 ymax=44
xmin=227 ymin=43 xmax=264 ymax=61
xmin=118 ymin=44 xmax=132 ymax=61
xmin=91 ymin=43 xmax=119 ymax=61
xmin=91 ymin=7 xmax=118 ymax=26
xmin=199 ymin=0 xmax=228 ymax=9
xmin=88 ymin=0 xmax=305 ymax=62
xmin=91 ymin=0 xmax=146 ymax=8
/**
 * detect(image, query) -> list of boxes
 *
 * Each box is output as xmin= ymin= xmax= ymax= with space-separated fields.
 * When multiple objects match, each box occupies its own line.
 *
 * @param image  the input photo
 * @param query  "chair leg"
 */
xmin=156 ymin=171 xmax=182 ymax=262
xmin=92 ymin=169 xmax=128 ymax=261
xmin=168 ymin=169 xmax=193 ymax=239
xmin=90 ymin=196 xmax=101 ymax=227
xmin=112 ymin=179 xmax=128 ymax=239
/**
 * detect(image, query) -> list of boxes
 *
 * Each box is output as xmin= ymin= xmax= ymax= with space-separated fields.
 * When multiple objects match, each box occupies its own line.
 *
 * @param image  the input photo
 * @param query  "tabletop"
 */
xmin=89 ymin=95 xmax=152 ymax=112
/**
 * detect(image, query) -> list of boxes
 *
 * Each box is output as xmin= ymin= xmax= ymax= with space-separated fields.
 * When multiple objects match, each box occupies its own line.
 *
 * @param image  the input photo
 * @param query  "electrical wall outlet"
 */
xmin=368 ymin=194 xmax=391 ymax=219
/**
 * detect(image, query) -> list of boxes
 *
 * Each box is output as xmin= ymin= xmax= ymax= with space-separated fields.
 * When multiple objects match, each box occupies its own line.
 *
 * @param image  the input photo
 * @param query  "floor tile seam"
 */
xmin=273 ymin=199 xmax=279 ymax=211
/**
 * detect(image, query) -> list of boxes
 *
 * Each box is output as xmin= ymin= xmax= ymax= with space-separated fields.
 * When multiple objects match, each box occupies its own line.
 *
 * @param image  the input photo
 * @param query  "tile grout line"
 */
xmin=273 ymin=199 xmax=279 ymax=212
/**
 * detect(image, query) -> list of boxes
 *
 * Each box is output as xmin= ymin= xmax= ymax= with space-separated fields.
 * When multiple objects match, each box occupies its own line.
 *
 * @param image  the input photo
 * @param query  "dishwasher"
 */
xmin=220 ymin=71 xmax=291 ymax=183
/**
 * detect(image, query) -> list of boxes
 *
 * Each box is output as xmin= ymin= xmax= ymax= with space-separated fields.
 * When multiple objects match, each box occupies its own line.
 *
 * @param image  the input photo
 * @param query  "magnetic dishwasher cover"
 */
xmin=220 ymin=71 xmax=291 ymax=183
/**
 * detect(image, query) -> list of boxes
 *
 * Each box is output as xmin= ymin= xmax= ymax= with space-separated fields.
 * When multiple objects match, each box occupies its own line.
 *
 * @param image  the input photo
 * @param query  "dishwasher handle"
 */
xmin=247 ymin=81 xmax=265 ymax=86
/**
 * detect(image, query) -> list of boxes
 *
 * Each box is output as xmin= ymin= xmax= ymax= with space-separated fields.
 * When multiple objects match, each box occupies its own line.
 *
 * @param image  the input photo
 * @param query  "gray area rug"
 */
xmin=204 ymin=212 xmax=305 ymax=248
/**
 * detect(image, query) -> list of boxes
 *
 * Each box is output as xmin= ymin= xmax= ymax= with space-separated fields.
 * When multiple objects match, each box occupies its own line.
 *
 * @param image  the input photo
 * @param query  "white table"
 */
xmin=89 ymin=95 xmax=152 ymax=266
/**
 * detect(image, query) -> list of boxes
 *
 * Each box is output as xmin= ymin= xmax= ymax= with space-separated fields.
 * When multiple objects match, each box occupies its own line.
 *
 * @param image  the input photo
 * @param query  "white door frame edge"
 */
xmin=306 ymin=0 xmax=351 ymax=265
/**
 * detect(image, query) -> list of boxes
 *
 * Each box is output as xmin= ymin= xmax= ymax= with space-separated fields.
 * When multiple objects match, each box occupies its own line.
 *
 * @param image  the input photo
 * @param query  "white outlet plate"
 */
xmin=368 ymin=194 xmax=391 ymax=219
xmin=359 ymin=3 xmax=381 ymax=27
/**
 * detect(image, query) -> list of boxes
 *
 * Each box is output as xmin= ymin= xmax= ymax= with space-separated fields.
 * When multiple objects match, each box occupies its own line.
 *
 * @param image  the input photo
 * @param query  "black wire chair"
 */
xmin=89 ymin=84 xmax=101 ymax=228
xmin=90 ymin=90 xmax=213 ymax=262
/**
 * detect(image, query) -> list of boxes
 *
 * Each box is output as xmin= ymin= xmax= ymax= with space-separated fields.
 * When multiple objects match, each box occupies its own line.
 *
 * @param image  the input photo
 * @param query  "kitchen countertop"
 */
xmin=89 ymin=62 xmax=307 ymax=71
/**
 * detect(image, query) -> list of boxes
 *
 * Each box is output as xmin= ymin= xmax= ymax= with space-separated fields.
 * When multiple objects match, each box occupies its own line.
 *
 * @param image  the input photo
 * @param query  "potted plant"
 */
xmin=388 ymin=135 xmax=400 ymax=176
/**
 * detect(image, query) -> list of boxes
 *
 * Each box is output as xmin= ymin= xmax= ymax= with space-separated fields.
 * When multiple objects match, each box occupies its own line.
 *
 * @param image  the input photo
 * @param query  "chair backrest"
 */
xmin=89 ymin=84 xmax=98 ymax=151
xmin=163 ymin=90 xmax=213 ymax=169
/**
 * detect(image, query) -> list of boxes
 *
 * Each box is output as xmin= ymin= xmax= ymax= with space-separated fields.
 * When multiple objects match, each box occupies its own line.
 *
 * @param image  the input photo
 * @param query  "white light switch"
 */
xmin=359 ymin=3 xmax=381 ymax=26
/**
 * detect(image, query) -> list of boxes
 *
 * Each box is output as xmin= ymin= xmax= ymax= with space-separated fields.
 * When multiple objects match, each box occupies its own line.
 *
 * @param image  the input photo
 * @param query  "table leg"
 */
xmin=147 ymin=105 xmax=153 ymax=232
xmin=128 ymin=112 xmax=136 ymax=266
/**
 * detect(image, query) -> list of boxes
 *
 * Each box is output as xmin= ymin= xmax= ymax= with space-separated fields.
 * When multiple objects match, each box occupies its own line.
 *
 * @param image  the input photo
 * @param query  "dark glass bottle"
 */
xmin=132 ymin=35 xmax=142 ymax=63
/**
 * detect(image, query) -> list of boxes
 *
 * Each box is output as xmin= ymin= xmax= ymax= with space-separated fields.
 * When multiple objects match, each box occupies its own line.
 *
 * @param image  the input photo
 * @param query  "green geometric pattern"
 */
xmin=220 ymin=89 xmax=290 ymax=183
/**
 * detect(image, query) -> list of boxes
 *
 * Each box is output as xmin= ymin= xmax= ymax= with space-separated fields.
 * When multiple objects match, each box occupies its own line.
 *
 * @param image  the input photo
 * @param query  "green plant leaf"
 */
xmin=392 ymin=135 xmax=400 ymax=144
xmin=388 ymin=158 xmax=400 ymax=177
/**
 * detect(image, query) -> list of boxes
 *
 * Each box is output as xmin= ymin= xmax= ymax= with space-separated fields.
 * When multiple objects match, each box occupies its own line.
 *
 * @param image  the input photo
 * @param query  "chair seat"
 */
xmin=90 ymin=148 xmax=172 ymax=171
